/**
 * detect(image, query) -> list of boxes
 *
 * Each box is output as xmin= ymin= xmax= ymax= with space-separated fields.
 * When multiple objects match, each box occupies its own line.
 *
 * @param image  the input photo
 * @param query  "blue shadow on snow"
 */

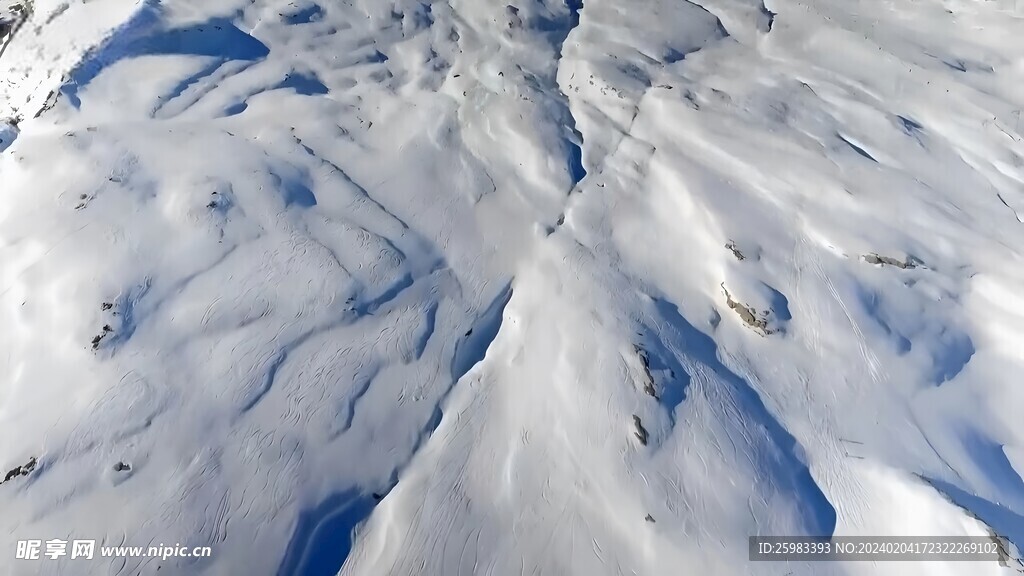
xmin=63 ymin=11 xmax=269 ymax=108
xmin=277 ymin=491 xmax=377 ymax=576
xmin=653 ymin=297 xmax=838 ymax=536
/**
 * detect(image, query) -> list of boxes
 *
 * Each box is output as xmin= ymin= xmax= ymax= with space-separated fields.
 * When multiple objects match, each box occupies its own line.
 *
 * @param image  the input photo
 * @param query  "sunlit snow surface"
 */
xmin=2 ymin=0 xmax=1024 ymax=574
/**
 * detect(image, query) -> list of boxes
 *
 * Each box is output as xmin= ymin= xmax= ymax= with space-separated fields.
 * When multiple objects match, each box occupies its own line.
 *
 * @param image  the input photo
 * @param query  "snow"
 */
xmin=1 ymin=0 xmax=1023 ymax=574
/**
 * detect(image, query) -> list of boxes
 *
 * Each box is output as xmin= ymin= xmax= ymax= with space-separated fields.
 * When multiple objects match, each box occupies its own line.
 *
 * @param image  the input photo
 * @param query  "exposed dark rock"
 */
xmin=505 ymin=5 xmax=522 ymax=29
xmin=34 ymin=88 xmax=59 ymax=119
xmin=645 ymin=514 xmax=656 ymax=523
xmin=721 ymin=284 xmax=774 ymax=335
xmin=113 ymin=461 xmax=131 ymax=472
xmin=91 ymin=324 xmax=114 ymax=350
xmin=863 ymin=253 xmax=919 ymax=269
xmin=632 ymin=415 xmax=649 ymax=446
xmin=725 ymin=240 xmax=745 ymax=261
xmin=0 ymin=3 xmax=30 ymax=67
xmin=634 ymin=345 xmax=658 ymax=399
xmin=1 ymin=456 xmax=36 ymax=484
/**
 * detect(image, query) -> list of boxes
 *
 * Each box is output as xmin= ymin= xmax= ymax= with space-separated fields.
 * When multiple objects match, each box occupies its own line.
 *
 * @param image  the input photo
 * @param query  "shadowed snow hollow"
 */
xmin=1 ymin=0 xmax=1023 ymax=575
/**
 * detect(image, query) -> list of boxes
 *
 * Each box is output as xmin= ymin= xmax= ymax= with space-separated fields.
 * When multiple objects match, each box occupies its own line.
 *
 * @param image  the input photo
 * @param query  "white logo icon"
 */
xmin=15 ymin=540 xmax=41 ymax=560
xmin=71 ymin=540 xmax=95 ymax=560
xmin=44 ymin=539 xmax=67 ymax=560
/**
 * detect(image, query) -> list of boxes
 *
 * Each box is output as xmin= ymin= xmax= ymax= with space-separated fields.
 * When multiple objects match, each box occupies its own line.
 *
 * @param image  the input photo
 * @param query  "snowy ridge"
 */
xmin=1 ymin=0 xmax=1024 ymax=575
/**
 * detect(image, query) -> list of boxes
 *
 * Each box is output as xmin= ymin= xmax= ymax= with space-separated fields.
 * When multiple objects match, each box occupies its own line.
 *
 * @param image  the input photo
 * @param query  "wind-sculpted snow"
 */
xmin=1 ymin=0 xmax=1023 ymax=575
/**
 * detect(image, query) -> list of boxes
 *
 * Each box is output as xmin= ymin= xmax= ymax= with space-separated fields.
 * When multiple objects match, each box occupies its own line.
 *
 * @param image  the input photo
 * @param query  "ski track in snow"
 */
xmin=1 ymin=0 xmax=1024 ymax=574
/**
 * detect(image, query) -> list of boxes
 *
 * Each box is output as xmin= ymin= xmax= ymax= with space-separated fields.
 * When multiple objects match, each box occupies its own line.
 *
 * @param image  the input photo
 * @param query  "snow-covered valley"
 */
xmin=2 ymin=0 xmax=1024 ymax=574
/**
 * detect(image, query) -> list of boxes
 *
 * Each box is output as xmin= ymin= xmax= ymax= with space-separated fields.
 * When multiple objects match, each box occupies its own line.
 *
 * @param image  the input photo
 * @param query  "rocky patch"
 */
xmin=1 ymin=456 xmax=36 ymax=485
xmin=863 ymin=253 xmax=920 ymax=269
xmin=632 ymin=415 xmax=649 ymax=446
xmin=721 ymin=283 xmax=775 ymax=335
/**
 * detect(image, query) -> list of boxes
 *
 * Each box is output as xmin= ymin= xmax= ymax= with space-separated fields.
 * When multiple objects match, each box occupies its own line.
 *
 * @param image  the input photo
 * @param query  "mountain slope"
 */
xmin=1 ymin=0 xmax=1024 ymax=575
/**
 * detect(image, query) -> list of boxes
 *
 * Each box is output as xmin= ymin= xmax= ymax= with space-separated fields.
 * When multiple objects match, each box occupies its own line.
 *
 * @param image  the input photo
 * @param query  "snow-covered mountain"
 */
xmin=2 ymin=0 xmax=1024 ymax=574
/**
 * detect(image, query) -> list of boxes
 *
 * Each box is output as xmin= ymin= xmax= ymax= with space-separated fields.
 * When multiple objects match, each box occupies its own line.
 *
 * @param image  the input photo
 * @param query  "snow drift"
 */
xmin=1 ymin=0 xmax=1024 ymax=575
